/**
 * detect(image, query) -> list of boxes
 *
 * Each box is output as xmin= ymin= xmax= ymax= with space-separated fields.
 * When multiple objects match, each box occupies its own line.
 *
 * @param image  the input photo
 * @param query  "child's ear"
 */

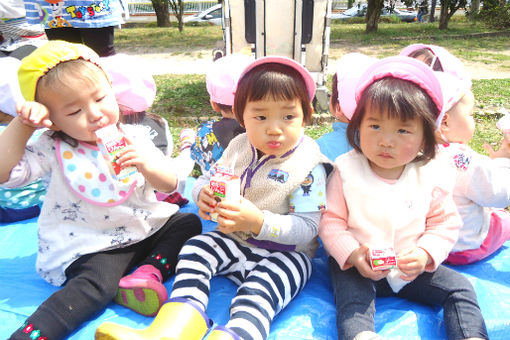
xmin=440 ymin=113 xmax=450 ymax=131
xmin=210 ymin=100 xmax=221 ymax=113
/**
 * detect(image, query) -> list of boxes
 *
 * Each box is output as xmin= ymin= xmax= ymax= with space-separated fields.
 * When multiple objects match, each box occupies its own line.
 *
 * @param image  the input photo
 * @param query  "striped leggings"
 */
xmin=170 ymin=231 xmax=312 ymax=340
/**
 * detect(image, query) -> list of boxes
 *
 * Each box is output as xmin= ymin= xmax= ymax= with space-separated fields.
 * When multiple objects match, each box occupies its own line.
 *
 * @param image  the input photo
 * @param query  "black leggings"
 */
xmin=9 ymin=212 xmax=201 ymax=340
xmin=44 ymin=26 xmax=116 ymax=56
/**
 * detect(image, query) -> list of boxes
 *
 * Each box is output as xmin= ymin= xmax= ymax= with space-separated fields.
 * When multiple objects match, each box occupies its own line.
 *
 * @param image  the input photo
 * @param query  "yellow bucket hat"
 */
xmin=18 ymin=40 xmax=101 ymax=101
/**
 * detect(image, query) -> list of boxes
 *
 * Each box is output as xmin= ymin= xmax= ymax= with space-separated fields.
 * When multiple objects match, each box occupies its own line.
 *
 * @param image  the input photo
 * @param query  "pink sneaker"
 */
xmin=114 ymin=264 xmax=168 ymax=316
xmin=179 ymin=128 xmax=196 ymax=151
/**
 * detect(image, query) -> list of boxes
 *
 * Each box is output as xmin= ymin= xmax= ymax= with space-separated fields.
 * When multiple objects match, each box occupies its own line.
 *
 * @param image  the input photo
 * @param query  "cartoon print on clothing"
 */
xmin=268 ymin=169 xmax=289 ymax=184
xmin=190 ymin=121 xmax=224 ymax=172
xmin=105 ymin=225 xmax=131 ymax=246
xmin=289 ymin=166 xmax=327 ymax=213
xmin=47 ymin=1 xmax=71 ymax=28
xmin=26 ymin=0 xmax=123 ymax=29
xmin=52 ymin=200 xmax=86 ymax=222
xmin=300 ymin=173 xmax=314 ymax=196
xmin=453 ymin=153 xmax=471 ymax=171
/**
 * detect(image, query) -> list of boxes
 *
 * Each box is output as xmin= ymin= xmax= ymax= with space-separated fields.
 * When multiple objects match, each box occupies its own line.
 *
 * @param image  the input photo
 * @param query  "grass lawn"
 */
xmin=116 ymin=17 xmax=510 ymax=156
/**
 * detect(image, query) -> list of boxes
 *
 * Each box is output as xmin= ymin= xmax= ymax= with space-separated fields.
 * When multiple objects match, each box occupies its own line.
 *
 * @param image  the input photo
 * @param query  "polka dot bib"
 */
xmin=56 ymin=140 xmax=137 ymax=206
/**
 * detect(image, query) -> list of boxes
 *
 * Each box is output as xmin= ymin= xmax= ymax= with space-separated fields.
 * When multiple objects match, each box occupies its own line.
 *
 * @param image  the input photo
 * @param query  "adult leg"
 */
xmin=79 ymin=26 xmax=116 ymax=56
xmin=396 ymin=265 xmax=488 ymax=340
xmin=225 ymin=251 xmax=312 ymax=340
xmin=9 ymin=248 xmax=140 ymax=340
xmin=328 ymin=257 xmax=377 ymax=340
xmin=44 ymin=27 xmax=82 ymax=43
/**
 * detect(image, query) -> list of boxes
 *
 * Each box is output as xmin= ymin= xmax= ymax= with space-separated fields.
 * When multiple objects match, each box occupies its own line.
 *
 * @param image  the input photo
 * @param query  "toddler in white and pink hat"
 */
xmin=100 ymin=54 xmax=193 ymax=204
xmin=316 ymin=52 xmax=377 ymax=162
xmin=190 ymin=53 xmax=253 ymax=174
xmin=432 ymin=63 xmax=510 ymax=266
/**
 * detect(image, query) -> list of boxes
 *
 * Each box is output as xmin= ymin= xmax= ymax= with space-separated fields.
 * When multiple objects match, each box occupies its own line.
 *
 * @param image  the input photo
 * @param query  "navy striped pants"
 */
xmin=170 ymin=231 xmax=312 ymax=340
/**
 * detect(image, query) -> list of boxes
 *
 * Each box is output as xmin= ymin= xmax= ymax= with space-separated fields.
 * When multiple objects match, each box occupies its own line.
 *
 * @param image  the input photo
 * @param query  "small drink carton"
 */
xmin=95 ymin=125 xmax=138 ymax=181
xmin=209 ymin=166 xmax=241 ymax=222
xmin=369 ymin=246 xmax=397 ymax=271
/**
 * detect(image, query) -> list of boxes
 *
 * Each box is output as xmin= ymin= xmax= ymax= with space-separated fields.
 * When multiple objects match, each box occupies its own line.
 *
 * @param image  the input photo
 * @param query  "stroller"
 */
xmin=213 ymin=0 xmax=333 ymax=113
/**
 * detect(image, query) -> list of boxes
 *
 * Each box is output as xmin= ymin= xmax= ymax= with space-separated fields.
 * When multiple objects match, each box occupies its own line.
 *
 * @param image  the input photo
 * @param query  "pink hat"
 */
xmin=355 ymin=56 xmax=445 ymax=126
xmin=236 ymin=56 xmax=316 ymax=101
xmin=99 ymin=54 xmax=156 ymax=114
xmin=335 ymin=53 xmax=377 ymax=120
xmin=400 ymin=43 xmax=470 ymax=84
xmin=435 ymin=72 xmax=472 ymax=112
xmin=206 ymin=53 xmax=253 ymax=106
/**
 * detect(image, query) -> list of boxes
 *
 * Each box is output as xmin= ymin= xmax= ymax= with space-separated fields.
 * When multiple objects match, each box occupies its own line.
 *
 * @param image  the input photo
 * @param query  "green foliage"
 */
xmin=479 ymin=1 xmax=510 ymax=29
xmin=115 ymin=26 xmax=223 ymax=52
xmin=472 ymin=79 xmax=510 ymax=108
xmin=151 ymin=74 xmax=210 ymax=123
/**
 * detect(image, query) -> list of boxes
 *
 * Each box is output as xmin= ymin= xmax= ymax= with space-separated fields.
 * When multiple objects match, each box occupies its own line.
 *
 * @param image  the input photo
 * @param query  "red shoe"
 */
xmin=114 ymin=264 xmax=167 ymax=316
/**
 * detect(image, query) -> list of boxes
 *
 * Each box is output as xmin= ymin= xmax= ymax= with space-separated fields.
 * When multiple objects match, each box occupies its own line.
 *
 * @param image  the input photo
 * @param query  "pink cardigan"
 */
xmin=319 ymin=167 xmax=461 ymax=272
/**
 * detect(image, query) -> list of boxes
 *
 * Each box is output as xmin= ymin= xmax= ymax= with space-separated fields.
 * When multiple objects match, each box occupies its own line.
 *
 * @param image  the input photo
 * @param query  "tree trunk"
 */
xmin=169 ymin=0 xmax=184 ymax=32
xmin=439 ymin=1 xmax=449 ymax=29
xmin=151 ymin=0 xmax=171 ymax=27
xmin=178 ymin=0 xmax=184 ymax=32
xmin=365 ymin=0 xmax=384 ymax=33
xmin=429 ymin=0 xmax=437 ymax=22
xmin=471 ymin=0 xmax=480 ymax=14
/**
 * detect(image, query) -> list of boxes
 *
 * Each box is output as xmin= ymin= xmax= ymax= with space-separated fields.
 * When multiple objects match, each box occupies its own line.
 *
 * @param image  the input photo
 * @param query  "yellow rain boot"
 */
xmin=95 ymin=298 xmax=211 ymax=340
xmin=204 ymin=325 xmax=240 ymax=340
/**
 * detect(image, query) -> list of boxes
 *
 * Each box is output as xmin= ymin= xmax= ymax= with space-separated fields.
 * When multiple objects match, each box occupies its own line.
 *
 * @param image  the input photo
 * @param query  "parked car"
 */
xmin=183 ymin=4 xmax=223 ymax=26
xmin=332 ymin=4 xmax=417 ymax=22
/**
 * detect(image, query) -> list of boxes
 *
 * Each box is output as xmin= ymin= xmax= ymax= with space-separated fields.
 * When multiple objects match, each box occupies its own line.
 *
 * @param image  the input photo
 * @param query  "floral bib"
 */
xmin=56 ymin=140 xmax=137 ymax=206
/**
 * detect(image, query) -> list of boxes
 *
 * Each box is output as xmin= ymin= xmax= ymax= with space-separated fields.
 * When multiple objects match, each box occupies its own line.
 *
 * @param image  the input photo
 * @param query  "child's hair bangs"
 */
xmin=364 ymin=78 xmax=425 ymax=123
xmin=234 ymin=63 xmax=312 ymax=125
xmin=347 ymin=77 xmax=438 ymax=162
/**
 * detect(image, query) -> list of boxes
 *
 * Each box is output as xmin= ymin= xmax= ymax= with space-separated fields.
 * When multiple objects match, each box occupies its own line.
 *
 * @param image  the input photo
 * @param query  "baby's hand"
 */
xmin=196 ymin=184 xmax=217 ymax=221
xmin=396 ymin=247 xmax=430 ymax=281
xmin=16 ymin=101 xmax=53 ymax=129
xmin=483 ymin=138 xmax=510 ymax=159
xmin=214 ymin=197 xmax=264 ymax=235
xmin=115 ymin=135 xmax=152 ymax=173
xmin=348 ymin=244 xmax=389 ymax=281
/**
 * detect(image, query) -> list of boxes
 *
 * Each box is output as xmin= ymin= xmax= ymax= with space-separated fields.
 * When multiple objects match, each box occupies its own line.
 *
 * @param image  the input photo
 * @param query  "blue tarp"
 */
xmin=1 ymin=177 xmax=509 ymax=339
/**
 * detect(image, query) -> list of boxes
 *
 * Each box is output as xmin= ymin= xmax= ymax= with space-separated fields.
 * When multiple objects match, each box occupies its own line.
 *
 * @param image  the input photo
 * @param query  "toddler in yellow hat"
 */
xmin=1 ymin=40 xmax=202 ymax=340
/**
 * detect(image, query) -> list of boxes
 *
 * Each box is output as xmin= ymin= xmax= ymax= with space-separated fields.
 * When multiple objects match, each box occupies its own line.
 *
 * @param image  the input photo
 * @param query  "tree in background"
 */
xmin=480 ymin=0 xmax=510 ymax=29
xmin=151 ymin=0 xmax=171 ymax=27
xmin=438 ymin=0 xmax=467 ymax=29
xmin=366 ymin=0 xmax=385 ymax=32
xmin=169 ymin=0 xmax=185 ymax=32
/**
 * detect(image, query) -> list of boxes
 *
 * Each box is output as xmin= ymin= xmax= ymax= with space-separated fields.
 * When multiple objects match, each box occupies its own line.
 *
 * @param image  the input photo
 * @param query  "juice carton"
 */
xmin=209 ymin=166 xmax=241 ymax=222
xmin=369 ymin=246 xmax=397 ymax=271
xmin=497 ymin=108 xmax=510 ymax=141
xmin=95 ymin=125 xmax=138 ymax=181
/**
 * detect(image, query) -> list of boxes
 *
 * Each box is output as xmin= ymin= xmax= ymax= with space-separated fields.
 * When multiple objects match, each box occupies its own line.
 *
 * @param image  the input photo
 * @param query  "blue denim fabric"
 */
xmin=328 ymin=257 xmax=488 ymax=340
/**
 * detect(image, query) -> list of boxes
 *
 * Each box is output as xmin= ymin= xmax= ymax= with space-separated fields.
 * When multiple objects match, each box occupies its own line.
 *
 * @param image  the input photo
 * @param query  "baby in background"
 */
xmin=402 ymin=43 xmax=510 ymax=265
xmin=100 ymin=53 xmax=192 ymax=206
xmin=316 ymin=52 xmax=376 ymax=161
xmin=190 ymin=53 xmax=253 ymax=174
xmin=0 ymin=56 xmax=46 ymax=223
